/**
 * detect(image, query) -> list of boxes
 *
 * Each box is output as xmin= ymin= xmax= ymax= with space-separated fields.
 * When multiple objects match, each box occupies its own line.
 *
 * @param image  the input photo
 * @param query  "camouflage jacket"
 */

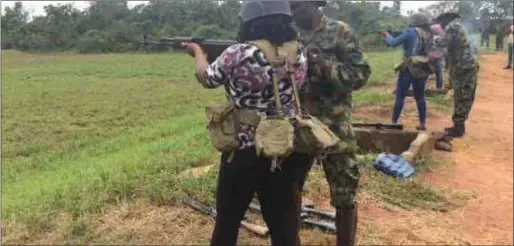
xmin=434 ymin=21 xmax=479 ymax=73
xmin=297 ymin=15 xmax=371 ymax=153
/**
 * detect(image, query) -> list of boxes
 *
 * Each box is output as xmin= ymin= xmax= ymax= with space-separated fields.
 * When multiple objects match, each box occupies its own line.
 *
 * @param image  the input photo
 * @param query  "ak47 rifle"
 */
xmin=141 ymin=36 xmax=237 ymax=63
xmin=247 ymin=202 xmax=337 ymax=234
xmin=183 ymin=198 xmax=269 ymax=237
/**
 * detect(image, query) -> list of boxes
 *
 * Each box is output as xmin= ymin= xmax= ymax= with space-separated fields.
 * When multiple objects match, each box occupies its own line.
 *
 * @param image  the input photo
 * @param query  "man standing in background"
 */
xmin=432 ymin=12 xmax=479 ymax=138
xmin=495 ymin=22 xmax=506 ymax=51
xmin=289 ymin=1 xmax=371 ymax=245
xmin=504 ymin=24 xmax=513 ymax=69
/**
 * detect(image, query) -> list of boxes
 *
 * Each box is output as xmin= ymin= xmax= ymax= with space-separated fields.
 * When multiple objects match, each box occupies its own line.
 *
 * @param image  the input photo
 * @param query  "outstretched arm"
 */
xmin=384 ymin=28 xmax=415 ymax=47
xmin=185 ymin=43 xmax=241 ymax=89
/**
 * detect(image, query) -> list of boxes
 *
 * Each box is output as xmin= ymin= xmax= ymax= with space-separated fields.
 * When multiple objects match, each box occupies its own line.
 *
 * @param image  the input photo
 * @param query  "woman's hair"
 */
xmin=237 ymin=14 xmax=297 ymax=45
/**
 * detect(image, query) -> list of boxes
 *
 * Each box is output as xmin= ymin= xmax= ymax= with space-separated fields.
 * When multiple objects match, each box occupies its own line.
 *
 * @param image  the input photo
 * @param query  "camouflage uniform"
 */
xmin=434 ymin=21 xmax=479 ymax=125
xmin=297 ymin=15 xmax=371 ymax=209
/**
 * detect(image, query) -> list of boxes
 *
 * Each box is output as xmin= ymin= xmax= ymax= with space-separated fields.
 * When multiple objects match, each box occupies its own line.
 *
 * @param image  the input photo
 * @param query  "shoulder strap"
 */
xmin=247 ymin=40 xmax=303 ymax=118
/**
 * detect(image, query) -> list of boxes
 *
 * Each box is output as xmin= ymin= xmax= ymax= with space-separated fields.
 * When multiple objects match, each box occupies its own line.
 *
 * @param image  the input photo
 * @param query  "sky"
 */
xmin=1 ymin=1 xmax=438 ymax=17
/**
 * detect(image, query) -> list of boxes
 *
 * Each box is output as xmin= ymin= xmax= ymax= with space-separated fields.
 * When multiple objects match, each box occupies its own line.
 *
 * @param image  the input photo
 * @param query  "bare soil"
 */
xmin=355 ymin=53 xmax=513 ymax=245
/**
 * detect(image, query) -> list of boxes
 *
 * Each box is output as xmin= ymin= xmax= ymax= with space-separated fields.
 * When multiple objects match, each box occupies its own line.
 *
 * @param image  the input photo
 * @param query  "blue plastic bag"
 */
xmin=374 ymin=153 xmax=416 ymax=179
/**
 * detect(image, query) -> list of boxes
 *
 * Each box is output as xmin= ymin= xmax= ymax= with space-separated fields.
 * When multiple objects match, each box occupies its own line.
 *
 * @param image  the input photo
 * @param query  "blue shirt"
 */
xmin=384 ymin=27 xmax=421 ymax=58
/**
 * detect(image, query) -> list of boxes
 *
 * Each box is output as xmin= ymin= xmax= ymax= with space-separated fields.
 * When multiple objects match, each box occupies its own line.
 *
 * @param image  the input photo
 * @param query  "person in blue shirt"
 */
xmin=381 ymin=13 xmax=432 ymax=131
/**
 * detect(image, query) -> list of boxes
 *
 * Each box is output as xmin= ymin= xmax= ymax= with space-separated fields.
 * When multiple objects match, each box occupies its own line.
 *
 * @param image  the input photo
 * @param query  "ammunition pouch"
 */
xmin=249 ymin=39 xmax=340 ymax=169
xmin=205 ymin=101 xmax=261 ymax=153
xmin=255 ymin=117 xmax=295 ymax=164
xmin=292 ymin=115 xmax=341 ymax=155
xmin=405 ymin=56 xmax=433 ymax=78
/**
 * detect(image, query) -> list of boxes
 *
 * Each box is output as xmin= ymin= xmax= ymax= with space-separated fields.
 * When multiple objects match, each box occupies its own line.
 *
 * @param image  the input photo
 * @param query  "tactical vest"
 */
xmin=206 ymin=40 xmax=340 ymax=171
xmin=249 ymin=40 xmax=340 ymax=171
xmin=396 ymin=27 xmax=434 ymax=78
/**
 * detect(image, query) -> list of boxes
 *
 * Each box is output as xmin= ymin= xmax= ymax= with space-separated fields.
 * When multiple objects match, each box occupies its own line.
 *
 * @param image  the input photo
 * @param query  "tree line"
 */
xmin=1 ymin=1 xmax=512 ymax=54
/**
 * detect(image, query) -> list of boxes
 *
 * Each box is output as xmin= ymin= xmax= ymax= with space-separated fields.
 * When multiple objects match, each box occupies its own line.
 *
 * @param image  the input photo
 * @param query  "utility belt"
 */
xmin=205 ymin=39 xmax=340 ymax=172
xmin=394 ymin=56 xmax=434 ymax=78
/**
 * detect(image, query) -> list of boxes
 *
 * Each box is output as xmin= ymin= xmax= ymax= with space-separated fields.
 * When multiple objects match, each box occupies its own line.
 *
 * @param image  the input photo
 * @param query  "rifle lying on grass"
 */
xmin=252 ymin=196 xmax=315 ymax=208
xmin=352 ymin=123 xmax=404 ymax=130
xmin=247 ymin=202 xmax=337 ymax=233
xmin=182 ymin=198 xmax=269 ymax=237
xmin=141 ymin=36 xmax=237 ymax=63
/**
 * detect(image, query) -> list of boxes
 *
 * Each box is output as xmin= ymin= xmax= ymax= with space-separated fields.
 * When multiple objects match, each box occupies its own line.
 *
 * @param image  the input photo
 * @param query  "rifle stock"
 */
xmin=183 ymin=199 xmax=268 ymax=237
xmin=141 ymin=36 xmax=237 ymax=63
xmin=240 ymin=221 xmax=269 ymax=237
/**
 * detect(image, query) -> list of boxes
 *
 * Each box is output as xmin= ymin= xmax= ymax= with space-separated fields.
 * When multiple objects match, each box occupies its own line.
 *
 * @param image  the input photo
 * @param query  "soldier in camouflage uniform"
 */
xmin=289 ymin=1 xmax=371 ymax=245
xmin=432 ymin=13 xmax=479 ymax=137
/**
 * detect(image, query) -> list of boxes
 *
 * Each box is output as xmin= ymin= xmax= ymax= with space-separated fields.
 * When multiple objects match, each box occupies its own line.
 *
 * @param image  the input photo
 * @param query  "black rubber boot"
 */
xmin=336 ymin=203 xmax=358 ymax=246
xmin=445 ymin=123 xmax=465 ymax=138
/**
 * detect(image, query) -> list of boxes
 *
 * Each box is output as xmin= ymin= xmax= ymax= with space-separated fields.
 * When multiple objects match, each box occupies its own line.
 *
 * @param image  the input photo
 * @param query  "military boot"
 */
xmin=445 ymin=122 xmax=465 ymax=137
xmin=335 ymin=203 xmax=358 ymax=246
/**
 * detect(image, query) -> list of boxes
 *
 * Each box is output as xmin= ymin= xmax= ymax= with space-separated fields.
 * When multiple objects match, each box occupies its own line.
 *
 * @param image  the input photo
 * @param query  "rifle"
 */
xmin=352 ymin=123 xmax=404 ymax=130
xmin=301 ymin=207 xmax=336 ymax=220
xmin=183 ymin=198 xmax=269 ymax=237
xmin=252 ymin=196 xmax=314 ymax=208
xmin=141 ymin=36 xmax=237 ymax=63
xmin=247 ymin=202 xmax=336 ymax=233
xmin=302 ymin=219 xmax=336 ymax=233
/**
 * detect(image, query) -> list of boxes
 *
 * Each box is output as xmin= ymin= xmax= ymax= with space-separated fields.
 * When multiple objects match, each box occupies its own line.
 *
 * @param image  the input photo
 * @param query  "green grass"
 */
xmin=1 ymin=49 xmax=438 ymax=242
xmin=356 ymin=154 xmax=454 ymax=212
xmin=365 ymin=49 xmax=403 ymax=86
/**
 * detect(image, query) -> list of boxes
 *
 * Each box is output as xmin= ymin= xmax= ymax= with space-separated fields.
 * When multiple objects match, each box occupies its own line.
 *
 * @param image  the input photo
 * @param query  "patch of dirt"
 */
xmin=356 ymin=53 xmax=513 ymax=245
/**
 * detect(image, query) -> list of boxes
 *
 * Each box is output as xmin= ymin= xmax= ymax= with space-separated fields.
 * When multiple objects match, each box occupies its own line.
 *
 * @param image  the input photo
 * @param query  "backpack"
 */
xmin=404 ymin=27 xmax=436 ymax=78
xmin=249 ymin=40 xmax=340 ymax=172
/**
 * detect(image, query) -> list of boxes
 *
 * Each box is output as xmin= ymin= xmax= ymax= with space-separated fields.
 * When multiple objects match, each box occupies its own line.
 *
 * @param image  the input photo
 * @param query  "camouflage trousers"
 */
xmin=451 ymin=66 xmax=479 ymax=124
xmin=319 ymin=152 xmax=360 ymax=209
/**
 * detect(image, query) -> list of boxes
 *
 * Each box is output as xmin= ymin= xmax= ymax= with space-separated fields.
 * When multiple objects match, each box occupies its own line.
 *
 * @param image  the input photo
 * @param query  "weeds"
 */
xmin=356 ymin=154 xmax=454 ymax=212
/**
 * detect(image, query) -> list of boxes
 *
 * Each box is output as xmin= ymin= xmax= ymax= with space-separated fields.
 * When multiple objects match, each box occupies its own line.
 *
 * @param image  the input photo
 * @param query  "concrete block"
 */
xmin=354 ymin=128 xmax=435 ymax=164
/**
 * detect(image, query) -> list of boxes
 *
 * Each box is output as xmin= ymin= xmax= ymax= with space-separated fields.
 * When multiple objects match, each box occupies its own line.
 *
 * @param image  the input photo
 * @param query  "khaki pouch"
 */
xmin=205 ymin=101 xmax=239 ymax=153
xmin=406 ymin=56 xmax=432 ymax=78
xmin=292 ymin=115 xmax=340 ymax=155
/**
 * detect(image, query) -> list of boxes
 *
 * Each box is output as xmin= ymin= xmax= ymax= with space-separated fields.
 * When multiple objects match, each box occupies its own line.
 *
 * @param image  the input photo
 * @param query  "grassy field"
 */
xmin=1 ymin=49 xmax=461 ymax=244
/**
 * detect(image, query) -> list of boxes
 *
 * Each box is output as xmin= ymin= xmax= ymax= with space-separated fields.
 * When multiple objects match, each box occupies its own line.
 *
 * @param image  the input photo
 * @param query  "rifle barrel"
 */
xmin=302 ymin=219 xmax=336 ymax=233
xmin=302 ymin=207 xmax=336 ymax=220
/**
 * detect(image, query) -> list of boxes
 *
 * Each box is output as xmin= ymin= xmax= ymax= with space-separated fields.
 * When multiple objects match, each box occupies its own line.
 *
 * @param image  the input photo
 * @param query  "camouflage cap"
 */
xmin=239 ymin=0 xmax=292 ymax=23
xmin=409 ymin=12 xmax=430 ymax=26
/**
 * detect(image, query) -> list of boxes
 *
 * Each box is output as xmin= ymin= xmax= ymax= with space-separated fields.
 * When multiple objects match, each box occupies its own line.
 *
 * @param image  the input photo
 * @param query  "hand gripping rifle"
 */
xmin=183 ymin=198 xmax=269 ymax=237
xmin=141 ymin=36 xmax=237 ymax=63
